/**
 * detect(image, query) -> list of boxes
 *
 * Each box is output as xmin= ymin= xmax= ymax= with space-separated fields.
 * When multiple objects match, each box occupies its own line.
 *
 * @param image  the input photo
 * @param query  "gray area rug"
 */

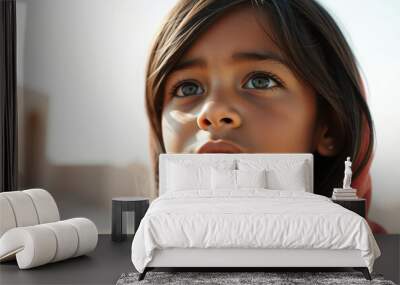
xmin=116 ymin=271 xmax=396 ymax=285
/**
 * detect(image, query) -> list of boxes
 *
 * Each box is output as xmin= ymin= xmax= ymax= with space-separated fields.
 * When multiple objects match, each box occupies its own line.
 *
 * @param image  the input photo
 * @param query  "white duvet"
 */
xmin=131 ymin=189 xmax=381 ymax=273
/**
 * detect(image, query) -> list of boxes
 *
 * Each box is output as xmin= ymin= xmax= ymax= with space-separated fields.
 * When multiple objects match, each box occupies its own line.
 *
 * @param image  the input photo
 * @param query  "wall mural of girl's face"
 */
xmin=161 ymin=7 xmax=322 ymax=154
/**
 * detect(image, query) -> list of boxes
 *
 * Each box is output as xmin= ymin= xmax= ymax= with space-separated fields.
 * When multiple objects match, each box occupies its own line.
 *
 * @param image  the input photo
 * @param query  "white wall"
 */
xmin=16 ymin=0 xmax=176 ymax=233
xmin=17 ymin=0 xmax=177 ymax=166
xmin=17 ymin=0 xmax=400 ymax=233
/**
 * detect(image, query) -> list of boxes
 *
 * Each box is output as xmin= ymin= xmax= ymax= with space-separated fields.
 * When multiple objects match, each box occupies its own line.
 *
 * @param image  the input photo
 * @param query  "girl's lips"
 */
xmin=196 ymin=139 xmax=244 ymax=153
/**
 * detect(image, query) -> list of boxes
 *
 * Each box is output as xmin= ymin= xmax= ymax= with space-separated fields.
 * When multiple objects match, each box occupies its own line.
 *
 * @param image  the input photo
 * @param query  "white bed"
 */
xmin=131 ymin=154 xmax=380 ymax=280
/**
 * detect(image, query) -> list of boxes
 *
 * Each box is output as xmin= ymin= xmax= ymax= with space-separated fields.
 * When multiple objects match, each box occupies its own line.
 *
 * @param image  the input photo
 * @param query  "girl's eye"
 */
xmin=243 ymin=73 xmax=281 ymax=90
xmin=174 ymin=81 xmax=204 ymax=97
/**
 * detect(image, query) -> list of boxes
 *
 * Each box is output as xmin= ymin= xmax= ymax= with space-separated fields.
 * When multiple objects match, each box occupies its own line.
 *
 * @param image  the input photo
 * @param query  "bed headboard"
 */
xmin=158 ymin=153 xmax=313 ymax=195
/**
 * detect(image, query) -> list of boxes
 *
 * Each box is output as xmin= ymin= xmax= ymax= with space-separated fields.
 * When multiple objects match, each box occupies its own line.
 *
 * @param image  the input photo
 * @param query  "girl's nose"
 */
xmin=197 ymin=100 xmax=242 ymax=131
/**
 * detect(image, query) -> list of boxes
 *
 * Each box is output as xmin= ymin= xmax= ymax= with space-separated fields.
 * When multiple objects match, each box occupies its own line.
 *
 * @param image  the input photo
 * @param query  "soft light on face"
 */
xmin=161 ymin=6 xmax=319 ymax=154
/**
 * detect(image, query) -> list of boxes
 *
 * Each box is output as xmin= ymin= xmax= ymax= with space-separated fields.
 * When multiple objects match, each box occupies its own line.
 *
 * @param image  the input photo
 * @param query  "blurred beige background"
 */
xmin=16 ymin=0 xmax=400 ymax=233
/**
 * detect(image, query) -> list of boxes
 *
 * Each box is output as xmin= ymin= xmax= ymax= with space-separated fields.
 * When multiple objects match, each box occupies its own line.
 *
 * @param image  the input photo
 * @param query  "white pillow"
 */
xmin=236 ymin=169 xmax=267 ymax=188
xmin=166 ymin=159 xmax=236 ymax=192
xmin=167 ymin=163 xmax=210 ymax=191
xmin=211 ymin=169 xmax=267 ymax=190
xmin=238 ymin=159 xmax=309 ymax=192
xmin=266 ymin=163 xmax=307 ymax=191
xmin=211 ymin=168 xmax=236 ymax=190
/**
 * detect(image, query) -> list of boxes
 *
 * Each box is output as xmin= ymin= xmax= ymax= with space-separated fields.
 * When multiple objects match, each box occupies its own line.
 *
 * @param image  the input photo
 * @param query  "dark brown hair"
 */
xmin=145 ymin=0 xmax=374 ymax=197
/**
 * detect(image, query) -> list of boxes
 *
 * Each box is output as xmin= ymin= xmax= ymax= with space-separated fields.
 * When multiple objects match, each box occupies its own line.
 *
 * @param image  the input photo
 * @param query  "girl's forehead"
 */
xmin=181 ymin=6 xmax=284 ymax=63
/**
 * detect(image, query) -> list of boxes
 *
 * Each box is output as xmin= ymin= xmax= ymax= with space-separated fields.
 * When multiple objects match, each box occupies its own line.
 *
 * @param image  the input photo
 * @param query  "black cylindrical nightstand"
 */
xmin=112 ymin=197 xmax=149 ymax=242
xmin=331 ymin=198 xmax=366 ymax=218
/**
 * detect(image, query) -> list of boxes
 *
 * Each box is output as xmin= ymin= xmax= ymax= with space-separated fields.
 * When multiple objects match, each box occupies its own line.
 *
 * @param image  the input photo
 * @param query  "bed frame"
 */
xmin=140 ymin=248 xmax=371 ymax=280
xmin=139 ymin=154 xmax=372 ymax=280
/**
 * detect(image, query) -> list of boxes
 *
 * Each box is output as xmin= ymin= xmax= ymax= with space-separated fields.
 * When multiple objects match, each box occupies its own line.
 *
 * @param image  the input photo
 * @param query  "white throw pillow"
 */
xmin=167 ymin=163 xmax=210 ymax=191
xmin=211 ymin=169 xmax=267 ymax=190
xmin=266 ymin=163 xmax=307 ymax=191
xmin=167 ymin=159 xmax=236 ymax=192
xmin=238 ymin=158 xmax=310 ymax=192
xmin=211 ymin=168 xmax=236 ymax=190
xmin=236 ymin=169 xmax=267 ymax=188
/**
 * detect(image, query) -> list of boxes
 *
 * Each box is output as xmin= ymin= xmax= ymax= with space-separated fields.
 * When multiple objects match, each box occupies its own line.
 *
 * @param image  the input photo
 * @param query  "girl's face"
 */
xmin=161 ymin=6 xmax=320 ymax=154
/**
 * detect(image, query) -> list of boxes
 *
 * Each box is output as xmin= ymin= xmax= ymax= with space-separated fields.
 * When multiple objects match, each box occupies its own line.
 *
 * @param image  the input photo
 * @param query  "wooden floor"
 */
xmin=0 ymin=234 xmax=398 ymax=285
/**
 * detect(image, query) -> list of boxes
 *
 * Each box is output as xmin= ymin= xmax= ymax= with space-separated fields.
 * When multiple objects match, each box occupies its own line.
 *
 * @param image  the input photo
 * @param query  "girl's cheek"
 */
xmin=161 ymin=104 xmax=199 ymax=153
xmin=241 ymin=90 xmax=317 ymax=152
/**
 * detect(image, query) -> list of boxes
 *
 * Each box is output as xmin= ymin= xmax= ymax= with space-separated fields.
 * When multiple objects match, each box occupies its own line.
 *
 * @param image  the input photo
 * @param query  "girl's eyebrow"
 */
xmin=232 ymin=51 xmax=288 ymax=66
xmin=172 ymin=58 xmax=206 ymax=72
xmin=171 ymin=50 xmax=288 ymax=73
